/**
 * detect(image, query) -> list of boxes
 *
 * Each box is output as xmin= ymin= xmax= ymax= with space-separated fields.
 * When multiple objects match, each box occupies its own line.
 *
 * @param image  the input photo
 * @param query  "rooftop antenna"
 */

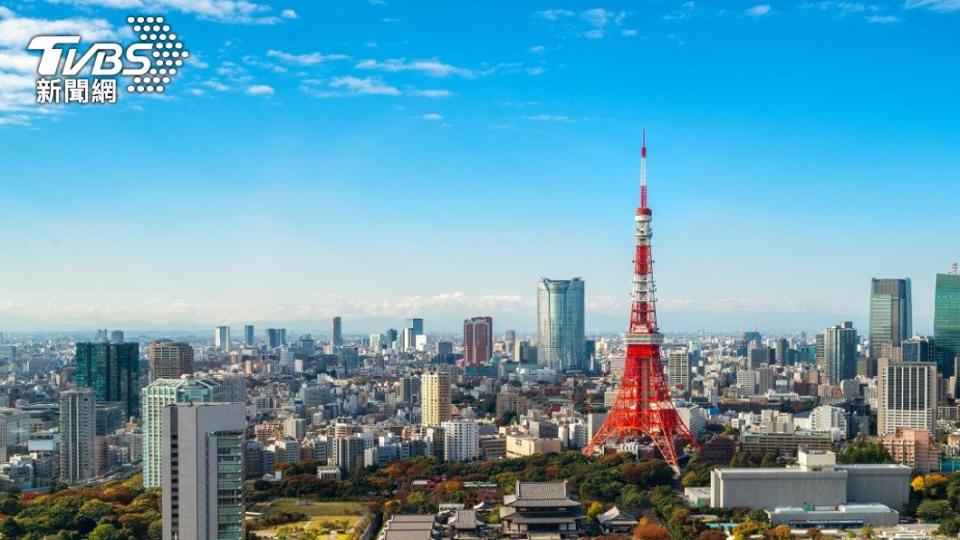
xmin=640 ymin=128 xmax=648 ymax=209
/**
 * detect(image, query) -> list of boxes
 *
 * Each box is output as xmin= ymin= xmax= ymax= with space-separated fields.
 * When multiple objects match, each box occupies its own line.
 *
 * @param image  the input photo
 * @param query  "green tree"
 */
xmin=586 ymin=501 xmax=605 ymax=522
xmin=88 ymin=523 xmax=131 ymax=540
xmin=916 ymin=499 xmax=951 ymax=523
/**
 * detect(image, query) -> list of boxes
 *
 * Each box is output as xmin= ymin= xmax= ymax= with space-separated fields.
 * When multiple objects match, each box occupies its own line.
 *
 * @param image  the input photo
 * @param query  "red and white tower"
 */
xmin=583 ymin=130 xmax=700 ymax=471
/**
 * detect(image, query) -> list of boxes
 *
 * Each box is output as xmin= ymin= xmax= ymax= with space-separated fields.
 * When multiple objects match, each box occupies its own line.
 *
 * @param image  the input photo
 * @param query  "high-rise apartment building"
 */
xmin=148 ymin=340 xmax=195 ymax=381
xmin=870 ymin=278 xmax=913 ymax=360
xmin=536 ymin=277 xmax=585 ymax=372
xmin=823 ymin=322 xmax=858 ymax=385
xmin=59 ymin=388 xmax=96 ymax=483
xmin=402 ymin=318 xmax=424 ymax=350
xmin=463 ymin=316 xmax=493 ymax=366
xmin=243 ymin=325 xmax=255 ymax=347
xmin=421 ymin=371 xmax=451 ymax=426
xmin=667 ymin=351 xmax=691 ymax=395
xmin=934 ymin=273 xmax=960 ymax=378
xmin=331 ymin=316 xmax=343 ymax=348
xmin=142 ymin=377 xmax=222 ymax=488
xmin=214 ymin=326 xmax=230 ymax=352
xmin=162 ymin=402 xmax=246 ymax=540
xmin=441 ymin=420 xmax=480 ymax=462
xmin=75 ymin=342 xmax=140 ymax=418
xmin=878 ymin=361 xmax=937 ymax=435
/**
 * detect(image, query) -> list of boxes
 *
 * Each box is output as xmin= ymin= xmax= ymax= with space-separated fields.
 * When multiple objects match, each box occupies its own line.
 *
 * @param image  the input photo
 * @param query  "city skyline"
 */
xmin=1 ymin=1 xmax=958 ymax=333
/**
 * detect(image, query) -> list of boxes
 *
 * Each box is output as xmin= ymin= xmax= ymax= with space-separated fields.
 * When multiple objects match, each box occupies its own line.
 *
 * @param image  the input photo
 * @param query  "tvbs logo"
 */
xmin=28 ymin=16 xmax=189 ymax=105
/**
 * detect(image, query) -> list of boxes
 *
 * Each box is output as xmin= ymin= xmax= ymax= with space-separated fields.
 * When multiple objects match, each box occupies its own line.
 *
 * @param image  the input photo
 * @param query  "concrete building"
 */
xmin=148 ymin=340 xmax=195 ymax=381
xmin=59 ymin=388 xmax=96 ymax=483
xmin=442 ymin=421 xmax=480 ymax=462
xmin=161 ymin=402 xmax=246 ymax=540
xmin=878 ymin=361 xmax=937 ymax=435
xmin=422 ymin=371 xmax=452 ymax=426
xmin=880 ymin=428 xmax=941 ymax=472
xmin=667 ymin=351 xmax=691 ymax=395
xmin=711 ymin=450 xmax=911 ymax=526
xmin=506 ymin=434 xmax=562 ymax=458
xmin=824 ymin=321 xmax=858 ymax=385
xmin=870 ymin=278 xmax=913 ymax=360
xmin=142 ymin=376 xmax=222 ymax=488
xmin=463 ymin=316 xmax=493 ymax=366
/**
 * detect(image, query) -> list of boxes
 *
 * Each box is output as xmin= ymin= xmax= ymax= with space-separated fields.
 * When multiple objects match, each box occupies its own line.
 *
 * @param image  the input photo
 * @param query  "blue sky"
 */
xmin=0 ymin=0 xmax=958 ymax=334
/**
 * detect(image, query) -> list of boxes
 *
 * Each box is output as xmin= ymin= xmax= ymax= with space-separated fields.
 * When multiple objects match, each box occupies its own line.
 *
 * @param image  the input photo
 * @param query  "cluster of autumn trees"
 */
xmin=0 ymin=475 xmax=160 ymax=540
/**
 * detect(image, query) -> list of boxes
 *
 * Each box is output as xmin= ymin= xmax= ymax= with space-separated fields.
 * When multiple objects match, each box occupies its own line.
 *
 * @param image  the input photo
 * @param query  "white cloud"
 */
xmin=621 ymin=29 xmax=638 ymax=36
xmin=523 ymin=114 xmax=573 ymax=122
xmin=663 ymin=1 xmax=695 ymax=20
xmin=530 ymin=45 xmax=546 ymax=53
xmin=187 ymin=88 xmax=204 ymax=96
xmin=280 ymin=8 xmax=298 ymax=19
xmin=246 ymin=84 xmax=274 ymax=96
xmin=380 ymin=17 xmax=401 ymax=23
xmin=356 ymin=58 xmax=474 ymax=78
xmin=745 ymin=4 xmax=772 ymax=16
xmin=866 ymin=14 xmax=900 ymax=22
xmin=409 ymin=88 xmax=452 ymax=98
xmin=266 ymin=49 xmax=349 ymax=65
xmin=42 ymin=0 xmax=291 ymax=25
xmin=904 ymin=0 xmax=960 ymax=12
xmin=302 ymin=76 xmax=401 ymax=97
xmin=582 ymin=28 xmax=605 ymax=39
xmin=421 ymin=113 xmax=443 ymax=121
xmin=201 ymin=80 xmax=230 ymax=91
xmin=369 ymin=0 xmax=387 ymax=5
xmin=526 ymin=67 xmax=545 ymax=75
xmin=534 ymin=8 xmax=575 ymax=20
xmin=580 ymin=8 xmax=613 ymax=26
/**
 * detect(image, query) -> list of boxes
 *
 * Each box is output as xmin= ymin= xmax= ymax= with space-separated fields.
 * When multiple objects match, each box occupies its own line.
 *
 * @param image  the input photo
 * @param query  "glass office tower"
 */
xmin=537 ymin=277 xmax=585 ymax=372
xmin=935 ymin=273 xmax=960 ymax=377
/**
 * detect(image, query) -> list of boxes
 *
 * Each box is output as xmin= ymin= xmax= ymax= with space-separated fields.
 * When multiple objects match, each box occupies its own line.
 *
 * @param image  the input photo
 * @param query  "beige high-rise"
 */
xmin=421 ymin=371 xmax=451 ymax=425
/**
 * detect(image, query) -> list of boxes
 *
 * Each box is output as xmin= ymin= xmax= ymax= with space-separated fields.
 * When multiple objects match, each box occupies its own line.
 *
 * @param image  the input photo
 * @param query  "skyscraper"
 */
xmin=142 ymin=377 xmax=222 ymax=488
xmin=934 ymin=273 xmax=960 ymax=378
xmin=266 ymin=328 xmax=287 ymax=348
xmin=75 ymin=342 xmax=141 ymax=418
xmin=536 ymin=277 xmax=585 ymax=372
xmin=147 ymin=340 xmax=195 ymax=381
xmin=901 ymin=336 xmax=935 ymax=363
xmin=162 ymin=402 xmax=246 ymax=540
xmin=109 ymin=330 xmax=124 ymax=343
xmin=59 ymin=388 xmax=96 ymax=483
xmin=214 ymin=326 xmax=230 ymax=352
xmin=421 ymin=371 xmax=451 ymax=426
xmin=403 ymin=318 xmax=424 ymax=350
xmin=243 ymin=325 xmax=255 ymax=347
xmin=331 ymin=316 xmax=343 ymax=348
xmin=870 ymin=278 xmax=913 ymax=360
xmin=463 ymin=316 xmax=493 ymax=366
xmin=823 ymin=321 xmax=858 ymax=385
xmin=877 ymin=360 xmax=937 ymax=435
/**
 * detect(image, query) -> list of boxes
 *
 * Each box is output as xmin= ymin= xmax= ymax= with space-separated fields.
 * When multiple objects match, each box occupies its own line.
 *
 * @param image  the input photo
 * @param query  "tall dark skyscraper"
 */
xmin=463 ymin=316 xmax=493 ymax=366
xmin=74 ymin=342 xmax=141 ymax=418
xmin=935 ymin=272 xmax=960 ymax=378
xmin=869 ymin=278 xmax=912 ymax=359
xmin=243 ymin=324 xmax=255 ymax=347
xmin=331 ymin=316 xmax=343 ymax=348
xmin=266 ymin=328 xmax=287 ymax=348
xmin=823 ymin=321 xmax=858 ymax=385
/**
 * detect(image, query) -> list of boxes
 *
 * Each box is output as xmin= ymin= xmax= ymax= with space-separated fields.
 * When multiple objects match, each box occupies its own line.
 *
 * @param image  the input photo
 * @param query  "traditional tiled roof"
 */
xmin=503 ymin=481 xmax=580 ymax=508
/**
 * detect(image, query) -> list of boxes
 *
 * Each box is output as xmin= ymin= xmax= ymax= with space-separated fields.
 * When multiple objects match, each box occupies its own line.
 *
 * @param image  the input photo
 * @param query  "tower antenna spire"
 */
xmin=640 ymin=128 xmax=648 ymax=209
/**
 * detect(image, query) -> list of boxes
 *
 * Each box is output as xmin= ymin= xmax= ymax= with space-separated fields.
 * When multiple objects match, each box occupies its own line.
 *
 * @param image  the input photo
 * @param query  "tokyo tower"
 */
xmin=583 ymin=130 xmax=700 ymax=472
